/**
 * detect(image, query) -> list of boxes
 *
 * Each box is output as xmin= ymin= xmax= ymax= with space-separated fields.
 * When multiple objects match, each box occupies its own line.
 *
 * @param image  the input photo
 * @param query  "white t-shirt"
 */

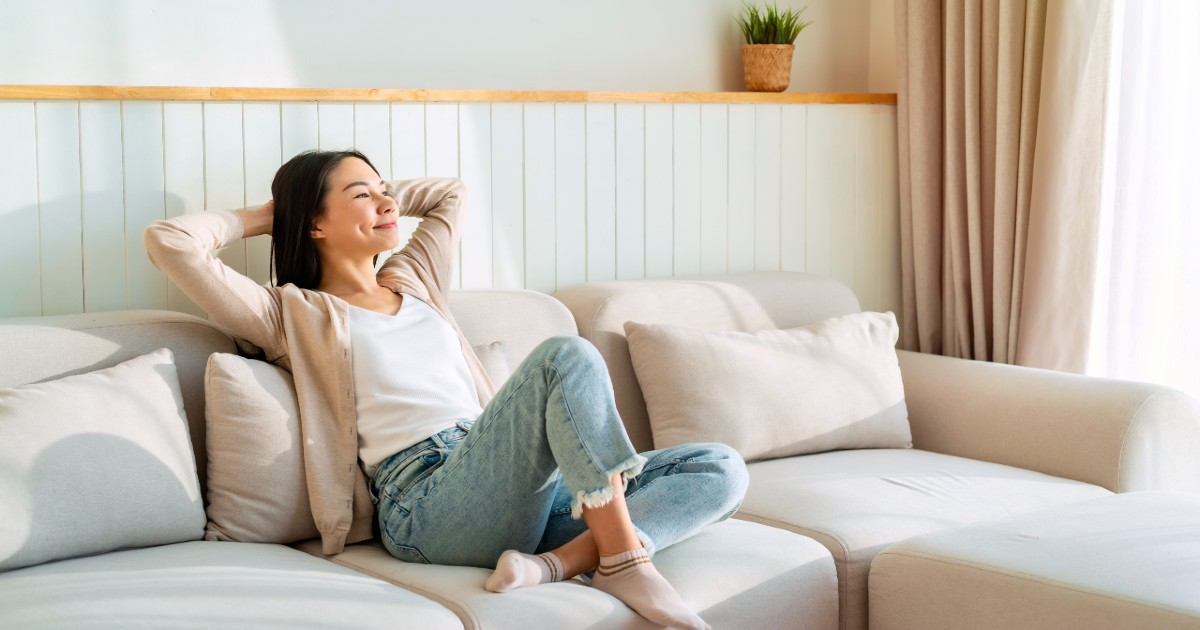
xmin=349 ymin=295 xmax=483 ymax=477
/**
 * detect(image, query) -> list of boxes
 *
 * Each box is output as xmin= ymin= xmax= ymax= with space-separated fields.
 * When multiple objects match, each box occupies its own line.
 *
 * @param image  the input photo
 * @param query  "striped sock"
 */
xmin=591 ymin=548 xmax=710 ymax=630
xmin=484 ymin=550 xmax=564 ymax=593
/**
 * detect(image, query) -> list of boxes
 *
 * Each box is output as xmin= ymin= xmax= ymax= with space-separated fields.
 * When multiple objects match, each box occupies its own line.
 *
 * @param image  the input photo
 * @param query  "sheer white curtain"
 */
xmin=1088 ymin=0 xmax=1200 ymax=399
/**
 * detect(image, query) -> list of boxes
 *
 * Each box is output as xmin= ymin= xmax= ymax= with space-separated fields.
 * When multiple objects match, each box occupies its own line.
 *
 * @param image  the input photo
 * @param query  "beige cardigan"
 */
xmin=145 ymin=177 xmax=496 ymax=554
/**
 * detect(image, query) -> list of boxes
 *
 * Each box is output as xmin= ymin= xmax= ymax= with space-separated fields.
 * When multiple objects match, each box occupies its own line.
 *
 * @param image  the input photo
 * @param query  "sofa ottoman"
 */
xmin=869 ymin=492 xmax=1200 ymax=630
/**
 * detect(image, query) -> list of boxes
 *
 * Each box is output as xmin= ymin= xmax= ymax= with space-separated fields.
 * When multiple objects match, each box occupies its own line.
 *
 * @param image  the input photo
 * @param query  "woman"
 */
xmin=145 ymin=149 xmax=747 ymax=630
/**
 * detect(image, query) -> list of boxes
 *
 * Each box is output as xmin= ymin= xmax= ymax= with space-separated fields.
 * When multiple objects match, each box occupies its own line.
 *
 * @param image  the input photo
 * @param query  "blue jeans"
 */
xmin=370 ymin=336 xmax=749 ymax=569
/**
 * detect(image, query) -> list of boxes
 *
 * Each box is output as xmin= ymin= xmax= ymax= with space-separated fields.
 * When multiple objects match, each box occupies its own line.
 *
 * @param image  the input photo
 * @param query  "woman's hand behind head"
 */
xmin=237 ymin=200 xmax=275 ymax=239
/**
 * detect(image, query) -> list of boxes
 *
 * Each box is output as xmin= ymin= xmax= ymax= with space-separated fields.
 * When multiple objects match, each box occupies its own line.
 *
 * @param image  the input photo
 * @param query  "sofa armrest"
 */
xmin=897 ymin=350 xmax=1200 ymax=493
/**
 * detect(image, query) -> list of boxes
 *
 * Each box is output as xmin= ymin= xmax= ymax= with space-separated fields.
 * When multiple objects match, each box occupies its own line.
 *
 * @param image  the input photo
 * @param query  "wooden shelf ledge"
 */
xmin=0 ymin=85 xmax=896 ymax=105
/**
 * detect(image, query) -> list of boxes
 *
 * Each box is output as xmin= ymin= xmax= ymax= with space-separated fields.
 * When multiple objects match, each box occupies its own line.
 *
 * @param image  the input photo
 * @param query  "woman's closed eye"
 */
xmin=355 ymin=187 xmax=388 ymax=199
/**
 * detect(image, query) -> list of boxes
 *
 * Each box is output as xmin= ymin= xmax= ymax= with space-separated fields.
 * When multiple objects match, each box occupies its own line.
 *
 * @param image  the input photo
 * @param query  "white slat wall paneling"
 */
xmin=203 ymin=102 xmax=247 ymax=276
xmin=391 ymin=103 xmax=426 ymax=179
xmin=458 ymin=103 xmax=493 ymax=289
xmin=673 ymin=104 xmax=702 ymax=277
xmin=122 ymin=100 xmax=168 ymax=310
xmin=727 ymin=104 xmax=756 ymax=273
xmin=555 ymin=103 xmax=587 ymax=291
xmin=585 ymin=103 xmax=616 ymax=282
xmin=425 ymin=103 xmax=461 ymax=287
xmin=1 ymin=90 xmax=901 ymax=317
xmin=425 ymin=103 xmax=459 ymax=177
xmin=317 ymin=102 xmax=354 ymax=151
xmin=700 ymin=104 xmax=729 ymax=274
xmin=754 ymin=104 xmax=783 ymax=271
xmin=614 ymin=103 xmax=645 ymax=280
xmin=281 ymin=102 xmax=319 ymax=159
xmin=523 ymin=103 xmax=556 ymax=293
xmin=780 ymin=105 xmax=809 ymax=274
xmin=644 ymin=103 xmax=673 ymax=279
xmin=880 ymin=106 xmax=902 ymax=316
xmin=35 ymin=101 xmax=84 ymax=315
xmin=490 ymin=103 xmax=524 ymax=289
xmin=853 ymin=105 xmax=881 ymax=312
xmin=163 ymin=102 xmax=205 ymax=317
xmin=816 ymin=107 xmax=854 ymax=292
xmin=79 ymin=101 xmax=126 ymax=312
xmin=243 ymin=102 xmax=282 ymax=286
xmin=354 ymin=102 xmax=392 ymax=179
xmin=806 ymin=105 xmax=855 ymax=280
xmin=0 ymin=102 xmax=40 ymax=317
xmin=391 ymin=102 xmax=426 ymax=255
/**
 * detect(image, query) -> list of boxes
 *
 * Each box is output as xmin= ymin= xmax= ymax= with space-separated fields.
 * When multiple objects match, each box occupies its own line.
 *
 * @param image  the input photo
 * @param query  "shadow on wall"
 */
xmin=1 ymin=432 xmax=205 ymax=572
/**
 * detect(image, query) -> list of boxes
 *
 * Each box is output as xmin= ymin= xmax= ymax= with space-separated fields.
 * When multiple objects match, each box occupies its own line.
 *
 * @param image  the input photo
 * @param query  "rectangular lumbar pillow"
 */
xmin=0 ymin=348 xmax=204 ymax=571
xmin=203 ymin=342 xmax=510 ymax=544
xmin=624 ymin=312 xmax=911 ymax=462
xmin=203 ymin=352 xmax=318 ymax=544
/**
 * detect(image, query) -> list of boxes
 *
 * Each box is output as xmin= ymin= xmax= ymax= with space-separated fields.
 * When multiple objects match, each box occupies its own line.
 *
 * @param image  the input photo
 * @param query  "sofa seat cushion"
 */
xmin=296 ymin=519 xmax=839 ymax=630
xmin=870 ymin=492 xmax=1200 ymax=630
xmin=736 ymin=448 xmax=1113 ymax=630
xmin=0 ymin=541 xmax=462 ymax=629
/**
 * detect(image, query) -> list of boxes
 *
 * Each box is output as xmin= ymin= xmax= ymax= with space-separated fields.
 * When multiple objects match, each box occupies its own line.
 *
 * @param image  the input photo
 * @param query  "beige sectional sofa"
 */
xmin=2 ymin=271 xmax=1197 ymax=629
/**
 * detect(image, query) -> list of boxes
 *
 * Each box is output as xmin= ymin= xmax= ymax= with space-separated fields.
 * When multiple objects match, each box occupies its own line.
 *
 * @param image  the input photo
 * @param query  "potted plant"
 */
xmin=737 ymin=3 xmax=812 ymax=92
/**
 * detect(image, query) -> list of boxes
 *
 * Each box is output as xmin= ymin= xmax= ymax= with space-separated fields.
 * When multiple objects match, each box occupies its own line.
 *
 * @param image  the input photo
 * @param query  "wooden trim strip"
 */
xmin=0 ymin=85 xmax=896 ymax=105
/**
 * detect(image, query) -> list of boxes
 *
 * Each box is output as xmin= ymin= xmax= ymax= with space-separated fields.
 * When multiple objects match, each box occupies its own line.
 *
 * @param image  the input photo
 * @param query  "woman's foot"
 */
xmin=484 ymin=550 xmax=564 ymax=593
xmin=590 ymin=548 xmax=710 ymax=630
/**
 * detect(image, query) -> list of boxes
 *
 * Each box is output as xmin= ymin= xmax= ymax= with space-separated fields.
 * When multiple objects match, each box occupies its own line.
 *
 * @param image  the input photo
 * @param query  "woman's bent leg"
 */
xmin=374 ymin=336 xmax=645 ymax=569
xmin=537 ymin=442 xmax=749 ymax=556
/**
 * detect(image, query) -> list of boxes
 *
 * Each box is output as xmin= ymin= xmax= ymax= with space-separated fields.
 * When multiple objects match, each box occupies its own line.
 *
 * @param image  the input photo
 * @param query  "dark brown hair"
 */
xmin=270 ymin=149 xmax=380 ymax=289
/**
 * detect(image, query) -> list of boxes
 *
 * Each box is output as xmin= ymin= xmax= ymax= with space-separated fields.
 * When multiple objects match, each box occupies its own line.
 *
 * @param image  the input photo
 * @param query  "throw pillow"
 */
xmin=203 ymin=342 xmax=511 ymax=543
xmin=0 ymin=348 xmax=205 ymax=571
xmin=624 ymin=312 xmax=911 ymax=462
xmin=203 ymin=352 xmax=317 ymax=544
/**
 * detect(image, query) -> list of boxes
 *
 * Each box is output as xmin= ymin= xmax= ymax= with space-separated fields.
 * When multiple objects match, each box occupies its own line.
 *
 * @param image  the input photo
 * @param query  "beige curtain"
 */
xmin=895 ymin=0 xmax=1112 ymax=369
xmin=895 ymin=0 xmax=1047 ymax=362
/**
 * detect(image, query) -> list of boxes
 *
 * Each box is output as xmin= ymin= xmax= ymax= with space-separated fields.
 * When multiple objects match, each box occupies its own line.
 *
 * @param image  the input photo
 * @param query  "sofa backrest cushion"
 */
xmin=0 ymin=310 xmax=237 ymax=495
xmin=554 ymin=272 xmax=861 ymax=452
xmin=0 ymin=348 xmax=206 ymax=571
xmin=447 ymin=289 xmax=579 ymax=369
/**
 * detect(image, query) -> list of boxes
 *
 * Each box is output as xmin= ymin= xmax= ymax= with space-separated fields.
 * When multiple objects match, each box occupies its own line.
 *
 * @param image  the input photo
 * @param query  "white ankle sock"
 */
xmin=484 ymin=550 xmax=564 ymax=593
xmin=590 ymin=548 xmax=710 ymax=630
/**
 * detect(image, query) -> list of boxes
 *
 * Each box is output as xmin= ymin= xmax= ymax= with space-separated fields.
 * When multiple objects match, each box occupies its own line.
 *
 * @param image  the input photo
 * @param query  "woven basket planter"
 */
xmin=742 ymin=44 xmax=795 ymax=92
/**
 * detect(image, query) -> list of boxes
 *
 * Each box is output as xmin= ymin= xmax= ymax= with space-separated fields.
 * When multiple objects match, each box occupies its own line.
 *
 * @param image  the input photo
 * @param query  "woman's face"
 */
xmin=310 ymin=157 xmax=399 ymax=259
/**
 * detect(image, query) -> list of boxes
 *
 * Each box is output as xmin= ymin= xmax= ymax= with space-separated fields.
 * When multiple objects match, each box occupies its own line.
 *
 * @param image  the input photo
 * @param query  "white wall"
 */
xmin=0 ymin=0 xmax=882 ymax=93
xmin=0 ymin=98 xmax=899 ymax=318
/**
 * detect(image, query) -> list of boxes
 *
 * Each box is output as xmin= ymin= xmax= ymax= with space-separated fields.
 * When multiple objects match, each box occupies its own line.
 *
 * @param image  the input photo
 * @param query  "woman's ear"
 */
xmin=310 ymin=224 xmax=325 ymax=240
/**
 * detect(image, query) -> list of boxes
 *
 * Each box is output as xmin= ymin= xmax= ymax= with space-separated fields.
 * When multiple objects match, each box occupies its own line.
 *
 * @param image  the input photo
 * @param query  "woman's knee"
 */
xmin=709 ymin=443 xmax=749 ymax=494
xmin=657 ymin=442 xmax=748 ymax=502
xmin=533 ymin=335 xmax=604 ymax=369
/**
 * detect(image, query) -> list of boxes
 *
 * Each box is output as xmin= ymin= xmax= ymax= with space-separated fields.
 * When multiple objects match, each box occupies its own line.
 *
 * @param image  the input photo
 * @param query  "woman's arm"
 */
xmin=144 ymin=203 xmax=284 ymax=357
xmin=236 ymin=199 xmax=275 ymax=239
xmin=378 ymin=178 xmax=467 ymax=294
